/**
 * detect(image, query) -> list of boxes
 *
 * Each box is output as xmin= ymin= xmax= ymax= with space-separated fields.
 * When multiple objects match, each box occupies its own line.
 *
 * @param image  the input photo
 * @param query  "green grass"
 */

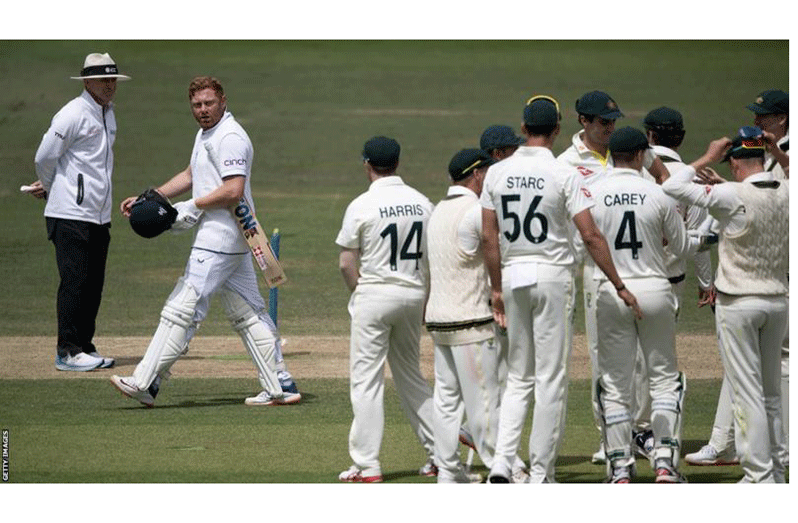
xmin=1 ymin=376 xmax=771 ymax=484
xmin=0 ymin=40 xmax=788 ymax=338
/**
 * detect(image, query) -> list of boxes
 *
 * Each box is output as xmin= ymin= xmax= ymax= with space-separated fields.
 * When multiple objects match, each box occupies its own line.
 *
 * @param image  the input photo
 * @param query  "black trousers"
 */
xmin=46 ymin=218 xmax=111 ymax=358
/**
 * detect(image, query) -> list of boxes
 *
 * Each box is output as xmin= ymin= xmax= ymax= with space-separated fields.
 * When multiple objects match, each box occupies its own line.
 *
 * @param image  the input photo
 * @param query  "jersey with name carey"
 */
xmin=336 ymin=175 xmax=433 ymax=289
xmin=480 ymin=146 xmax=593 ymax=267
xmin=589 ymin=167 xmax=689 ymax=280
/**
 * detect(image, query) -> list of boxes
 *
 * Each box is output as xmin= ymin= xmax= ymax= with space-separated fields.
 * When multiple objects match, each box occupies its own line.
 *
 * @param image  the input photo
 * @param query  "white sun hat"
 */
xmin=70 ymin=53 xmax=131 ymax=81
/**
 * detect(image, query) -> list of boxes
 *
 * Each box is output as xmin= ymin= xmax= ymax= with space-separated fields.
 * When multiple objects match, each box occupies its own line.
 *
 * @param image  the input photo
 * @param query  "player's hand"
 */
xmin=760 ymin=130 xmax=779 ymax=151
xmin=618 ymin=287 xmax=643 ymax=320
xmin=120 ymin=196 xmax=138 ymax=217
xmin=696 ymin=167 xmax=725 ymax=185
xmin=22 ymin=180 xmax=47 ymax=199
xmin=698 ymin=286 xmax=716 ymax=308
xmin=703 ymin=137 xmax=732 ymax=164
xmin=490 ymin=289 xmax=506 ymax=329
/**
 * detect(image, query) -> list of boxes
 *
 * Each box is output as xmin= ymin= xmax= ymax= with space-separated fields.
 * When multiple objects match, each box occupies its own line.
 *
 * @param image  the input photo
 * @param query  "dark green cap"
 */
xmin=608 ymin=126 xmax=650 ymax=153
xmin=448 ymin=148 xmax=495 ymax=181
xmin=480 ymin=125 xmax=524 ymax=152
xmin=363 ymin=136 xmax=400 ymax=168
xmin=643 ymin=107 xmax=684 ymax=132
xmin=746 ymin=90 xmax=788 ymax=115
xmin=575 ymin=90 xmax=624 ymax=119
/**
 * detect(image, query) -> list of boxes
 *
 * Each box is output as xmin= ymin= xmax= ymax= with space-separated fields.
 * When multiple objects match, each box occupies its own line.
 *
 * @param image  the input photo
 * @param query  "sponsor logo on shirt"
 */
xmin=581 ymin=187 xmax=592 ymax=198
xmin=576 ymin=166 xmax=593 ymax=177
xmin=224 ymin=159 xmax=247 ymax=167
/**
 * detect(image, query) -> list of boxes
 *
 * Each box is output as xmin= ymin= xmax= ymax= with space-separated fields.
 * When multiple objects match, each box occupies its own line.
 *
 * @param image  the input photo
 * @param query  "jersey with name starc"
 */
xmin=336 ymin=175 xmax=433 ymax=289
xmin=589 ymin=168 xmax=689 ymax=280
xmin=480 ymin=146 xmax=593 ymax=267
xmin=190 ymin=111 xmax=253 ymax=254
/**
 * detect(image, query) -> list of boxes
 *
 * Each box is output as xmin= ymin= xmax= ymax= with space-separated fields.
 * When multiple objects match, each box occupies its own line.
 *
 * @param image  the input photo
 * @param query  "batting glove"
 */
xmin=172 ymin=199 xmax=203 ymax=231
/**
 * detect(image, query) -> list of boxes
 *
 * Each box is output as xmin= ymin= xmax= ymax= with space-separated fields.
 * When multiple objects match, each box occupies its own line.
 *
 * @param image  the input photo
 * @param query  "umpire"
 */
xmin=28 ymin=53 xmax=130 ymax=371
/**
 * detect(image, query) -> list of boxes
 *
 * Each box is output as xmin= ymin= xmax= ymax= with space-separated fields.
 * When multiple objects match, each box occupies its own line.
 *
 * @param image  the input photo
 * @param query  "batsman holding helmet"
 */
xmin=111 ymin=76 xmax=298 ymax=407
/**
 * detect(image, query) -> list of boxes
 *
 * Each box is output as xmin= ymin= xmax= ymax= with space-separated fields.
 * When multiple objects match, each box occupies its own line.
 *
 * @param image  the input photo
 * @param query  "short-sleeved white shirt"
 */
xmin=556 ymin=130 xmax=614 ymax=187
xmin=480 ymin=146 xmax=593 ymax=268
xmin=336 ymin=175 xmax=433 ymax=289
xmin=190 ymin=111 xmax=253 ymax=254
xmin=589 ymin=167 xmax=689 ymax=280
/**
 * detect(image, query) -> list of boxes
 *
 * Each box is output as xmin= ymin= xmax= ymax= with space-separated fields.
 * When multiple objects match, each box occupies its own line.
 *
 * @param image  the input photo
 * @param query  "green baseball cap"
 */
xmin=448 ymin=148 xmax=495 ymax=181
xmin=363 ymin=136 xmax=400 ymax=168
xmin=608 ymin=126 xmax=650 ymax=153
xmin=575 ymin=90 xmax=624 ymax=119
xmin=746 ymin=90 xmax=788 ymax=115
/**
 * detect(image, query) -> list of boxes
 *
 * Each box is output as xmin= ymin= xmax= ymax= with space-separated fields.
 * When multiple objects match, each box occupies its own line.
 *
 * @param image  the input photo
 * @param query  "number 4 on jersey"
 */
xmin=380 ymin=221 xmax=423 ymax=270
xmin=614 ymin=210 xmax=642 ymax=259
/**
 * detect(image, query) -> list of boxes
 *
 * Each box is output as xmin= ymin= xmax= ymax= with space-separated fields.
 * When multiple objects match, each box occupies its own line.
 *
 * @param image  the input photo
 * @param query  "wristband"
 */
xmin=615 ymin=284 xmax=626 ymax=292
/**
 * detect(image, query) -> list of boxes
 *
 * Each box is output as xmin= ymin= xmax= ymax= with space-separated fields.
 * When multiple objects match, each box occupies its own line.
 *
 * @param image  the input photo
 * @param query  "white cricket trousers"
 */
xmin=433 ymin=338 xmax=501 ymax=479
xmin=715 ymin=293 xmax=788 ymax=483
xmin=584 ymin=263 xmax=650 ymax=438
xmin=492 ymin=271 xmax=575 ymax=483
xmin=595 ymin=278 xmax=683 ymax=468
xmin=347 ymin=284 xmax=434 ymax=474
xmin=132 ymin=248 xmax=280 ymax=390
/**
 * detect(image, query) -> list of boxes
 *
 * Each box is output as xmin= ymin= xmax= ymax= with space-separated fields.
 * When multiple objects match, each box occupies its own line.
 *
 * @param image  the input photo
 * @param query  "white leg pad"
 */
xmin=651 ymin=372 xmax=686 ymax=465
xmin=219 ymin=289 xmax=282 ymax=396
xmin=133 ymin=278 xmax=199 ymax=390
xmin=596 ymin=378 xmax=634 ymax=470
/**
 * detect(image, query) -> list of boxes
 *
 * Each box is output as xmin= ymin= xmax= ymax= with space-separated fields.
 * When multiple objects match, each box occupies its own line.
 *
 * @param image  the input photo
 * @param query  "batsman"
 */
xmin=112 ymin=76 xmax=299 ymax=407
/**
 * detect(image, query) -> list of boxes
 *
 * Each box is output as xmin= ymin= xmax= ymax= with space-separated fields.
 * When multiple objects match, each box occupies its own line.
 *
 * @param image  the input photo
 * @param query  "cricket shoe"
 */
xmin=459 ymin=427 xmax=477 ymax=451
xmin=110 ymin=375 xmax=155 ymax=407
xmin=438 ymin=465 xmax=483 ymax=484
xmin=592 ymin=446 xmax=607 ymax=465
xmin=607 ymin=465 xmax=634 ymax=484
xmin=654 ymin=460 xmax=688 ymax=483
xmin=55 ymin=352 xmax=104 ymax=372
xmin=338 ymin=465 xmax=382 ymax=483
xmin=511 ymin=466 xmax=530 ymax=484
xmin=488 ymin=461 xmax=511 ymax=483
xmin=244 ymin=390 xmax=301 ymax=406
xmin=278 ymin=370 xmax=301 ymax=397
xmin=684 ymin=444 xmax=739 ymax=466
xmin=419 ymin=458 xmax=438 ymax=477
xmin=87 ymin=351 xmax=115 ymax=369
xmin=633 ymin=429 xmax=654 ymax=459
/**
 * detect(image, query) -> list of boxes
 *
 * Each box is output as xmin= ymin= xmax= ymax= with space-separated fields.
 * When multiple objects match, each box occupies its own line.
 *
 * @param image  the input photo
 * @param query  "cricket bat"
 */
xmin=204 ymin=142 xmax=287 ymax=288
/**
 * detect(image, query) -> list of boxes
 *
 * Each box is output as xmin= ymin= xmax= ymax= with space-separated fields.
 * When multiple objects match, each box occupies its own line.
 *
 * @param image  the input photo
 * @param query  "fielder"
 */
xmin=558 ymin=90 xmax=656 ymax=464
xmin=686 ymin=92 xmax=789 ymax=467
xmin=111 ymin=76 xmax=299 ymax=407
xmin=663 ymin=131 xmax=788 ymax=483
xmin=336 ymin=136 xmax=436 ymax=483
xmin=426 ymin=148 xmax=528 ymax=483
xmin=481 ymin=96 xmax=640 ymax=483
xmin=590 ymin=127 xmax=693 ymax=483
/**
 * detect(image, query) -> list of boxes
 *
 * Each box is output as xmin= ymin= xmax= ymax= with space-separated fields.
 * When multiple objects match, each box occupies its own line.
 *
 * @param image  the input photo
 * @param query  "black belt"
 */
xmin=668 ymin=274 xmax=686 ymax=284
xmin=426 ymin=317 xmax=494 ymax=332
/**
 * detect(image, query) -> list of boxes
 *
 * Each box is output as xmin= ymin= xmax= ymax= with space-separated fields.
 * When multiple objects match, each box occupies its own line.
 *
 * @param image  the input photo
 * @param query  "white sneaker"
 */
xmin=655 ymin=459 xmax=688 ymax=483
xmin=439 ymin=465 xmax=483 ymax=483
xmin=110 ymin=375 xmax=155 ymax=407
xmin=55 ymin=352 xmax=103 ymax=372
xmin=684 ymin=444 xmax=739 ymax=466
xmin=338 ymin=465 xmax=382 ymax=483
xmin=244 ymin=390 xmax=301 ymax=406
xmin=592 ymin=446 xmax=607 ymax=465
xmin=418 ymin=458 xmax=438 ymax=477
xmin=607 ymin=465 xmax=633 ymax=484
xmin=87 ymin=351 xmax=115 ymax=369
xmin=511 ymin=466 xmax=530 ymax=484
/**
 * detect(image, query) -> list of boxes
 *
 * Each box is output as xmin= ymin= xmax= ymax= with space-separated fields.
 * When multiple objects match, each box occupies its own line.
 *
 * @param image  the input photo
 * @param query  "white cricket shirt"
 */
xmin=336 ymin=175 xmax=433 ymax=290
xmin=590 ymin=168 xmax=690 ymax=282
xmin=189 ymin=111 xmax=253 ymax=254
xmin=480 ymin=146 xmax=593 ymax=273
xmin=35 ymin=90 xmax=117 ymax=225
xmin=557 ymin=130 xmax=614 ymax=187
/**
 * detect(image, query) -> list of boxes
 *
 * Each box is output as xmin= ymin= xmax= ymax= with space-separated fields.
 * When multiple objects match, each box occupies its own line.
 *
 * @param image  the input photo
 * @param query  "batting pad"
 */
xmin=133 ymin=278 xmax=199 ymax=390
xmin=219 ymin=289 xmax=281 ymax=396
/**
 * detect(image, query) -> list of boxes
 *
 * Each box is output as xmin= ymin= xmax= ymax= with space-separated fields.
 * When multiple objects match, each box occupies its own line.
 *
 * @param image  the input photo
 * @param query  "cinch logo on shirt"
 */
xmin=224 ymin=159 xmax=247 ymax=167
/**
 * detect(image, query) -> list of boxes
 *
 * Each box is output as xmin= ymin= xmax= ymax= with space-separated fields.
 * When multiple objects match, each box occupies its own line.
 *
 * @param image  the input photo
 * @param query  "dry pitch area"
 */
xmin=2 ymin=334 xmax=723 ymax=381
